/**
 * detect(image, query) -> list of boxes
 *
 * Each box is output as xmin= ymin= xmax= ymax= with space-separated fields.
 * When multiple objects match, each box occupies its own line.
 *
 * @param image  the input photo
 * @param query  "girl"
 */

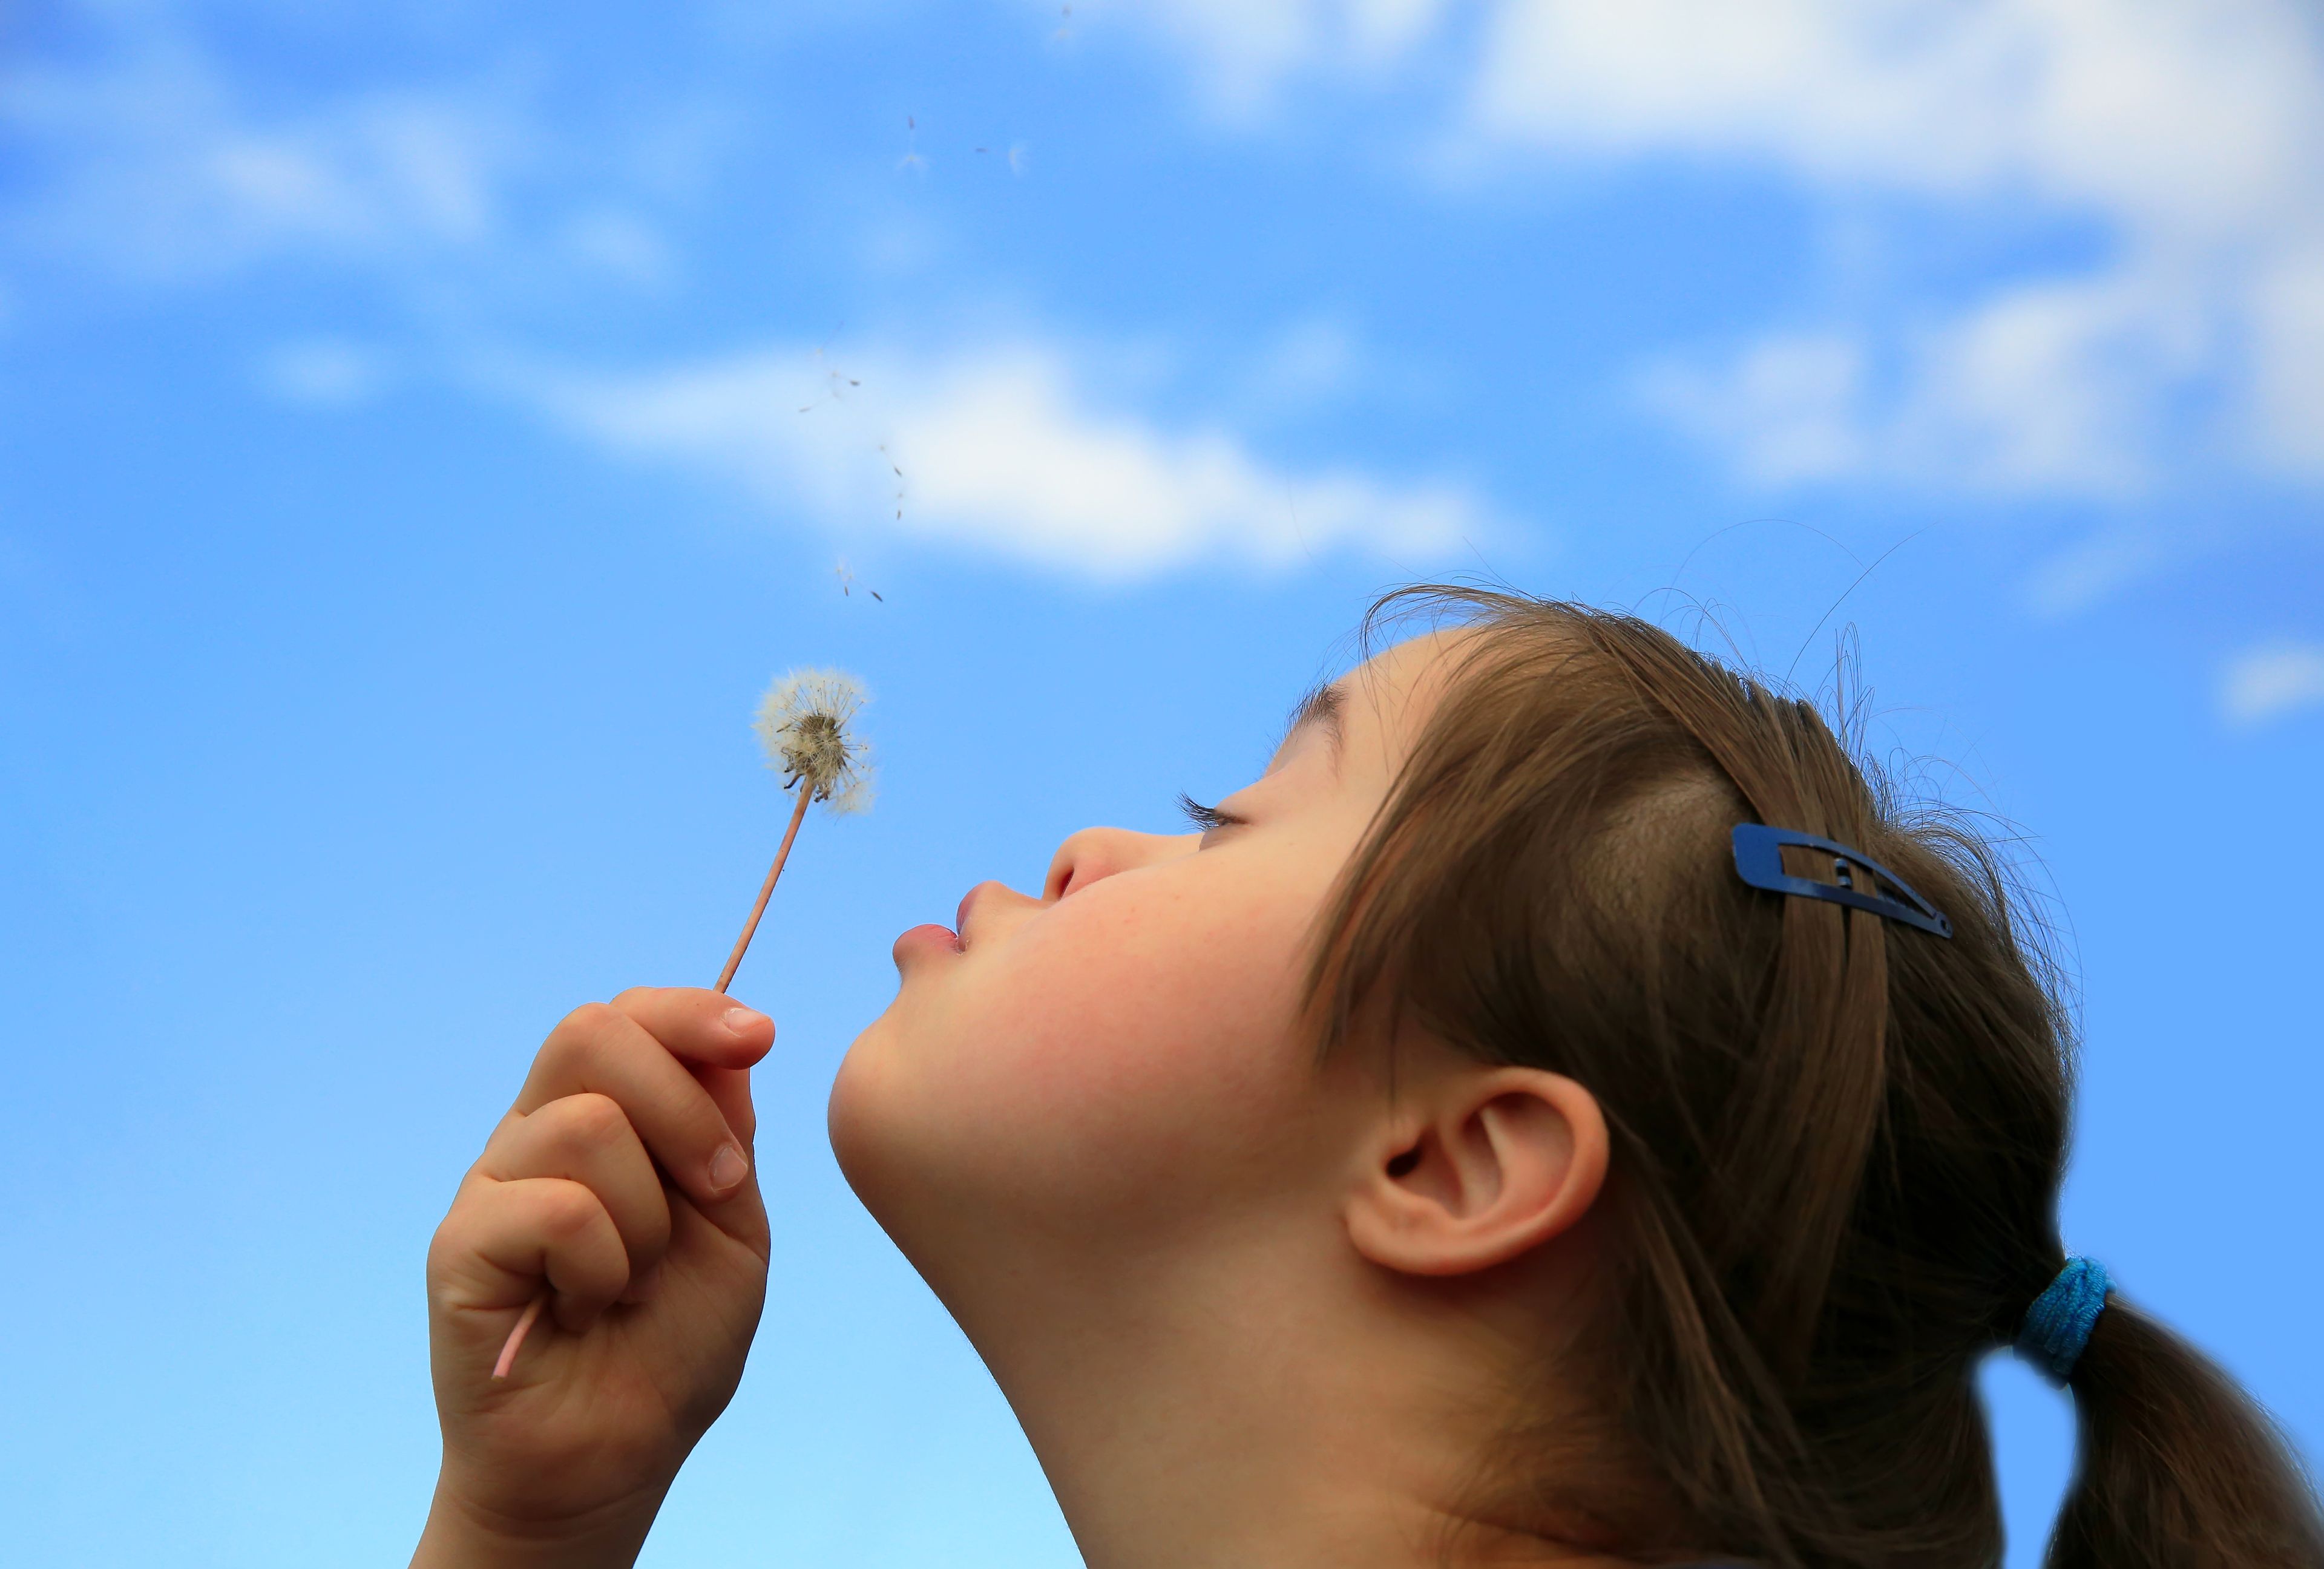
xmin=411 ymin=586 xmax=2323 ymax=1568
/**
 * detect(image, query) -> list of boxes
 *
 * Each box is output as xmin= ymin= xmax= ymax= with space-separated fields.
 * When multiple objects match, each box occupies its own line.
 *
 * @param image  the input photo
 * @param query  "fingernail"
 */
xmin=708 ymin=1143 xmax=749 ymax=1192
xmin=723 ymin=1006 xmax=771 ymax=1038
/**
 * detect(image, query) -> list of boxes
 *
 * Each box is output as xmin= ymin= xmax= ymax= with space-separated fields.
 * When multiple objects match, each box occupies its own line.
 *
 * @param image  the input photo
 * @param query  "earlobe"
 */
xmin=1345 ymin=1069 xmax=1609 ymax=1279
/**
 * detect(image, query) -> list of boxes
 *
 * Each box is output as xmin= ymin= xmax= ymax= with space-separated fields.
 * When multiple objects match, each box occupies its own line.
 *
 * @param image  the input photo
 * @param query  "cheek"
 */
xmin=832 ymin=871 xmax=1319 ymax=1237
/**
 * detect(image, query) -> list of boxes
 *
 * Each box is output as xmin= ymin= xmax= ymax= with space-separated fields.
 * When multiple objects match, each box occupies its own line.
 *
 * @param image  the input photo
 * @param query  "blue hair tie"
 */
xmin=2016 ymin=1256 xmax=2113 ymax=1383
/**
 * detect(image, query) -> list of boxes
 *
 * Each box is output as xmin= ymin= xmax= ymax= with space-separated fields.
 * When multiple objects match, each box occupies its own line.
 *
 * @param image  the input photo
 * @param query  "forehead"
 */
xmin=1273 ymin=628 xmax=1471 ymax=773
xmin=1339 ymin=629 xmax=1473 ymax=732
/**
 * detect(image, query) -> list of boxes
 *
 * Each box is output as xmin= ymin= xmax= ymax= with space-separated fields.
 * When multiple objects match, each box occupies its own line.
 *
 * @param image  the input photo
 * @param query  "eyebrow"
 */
xmin=1272 ymin=678 xmax=1345 ymax=773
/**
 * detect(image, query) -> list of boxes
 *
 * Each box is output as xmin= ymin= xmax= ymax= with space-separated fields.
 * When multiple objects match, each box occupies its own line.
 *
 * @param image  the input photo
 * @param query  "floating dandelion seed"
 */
xmin=796 ymin=344 xmax=862 ymax=414
xmin=879 ymin=442 xmax=907 ymax=526
xmin=491 ymin=667 xmax=874 ymax=1381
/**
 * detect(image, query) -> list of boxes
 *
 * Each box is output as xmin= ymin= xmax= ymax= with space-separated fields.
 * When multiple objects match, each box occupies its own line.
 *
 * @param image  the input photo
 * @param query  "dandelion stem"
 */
xmin=497 ymin=664 xmax=865 ymax=1386
xmin=494 ymin=783 xmax=814 ymax=1383
xmin=715 ymin=781 xmax=815 ymax=994
xmin=490 ymin=1295 xmax=547 ymax=1381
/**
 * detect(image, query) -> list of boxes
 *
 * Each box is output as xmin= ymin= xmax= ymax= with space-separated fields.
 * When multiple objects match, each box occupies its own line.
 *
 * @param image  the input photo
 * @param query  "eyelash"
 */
xmin=1175 ymin=791 xmax=1246 ymax=834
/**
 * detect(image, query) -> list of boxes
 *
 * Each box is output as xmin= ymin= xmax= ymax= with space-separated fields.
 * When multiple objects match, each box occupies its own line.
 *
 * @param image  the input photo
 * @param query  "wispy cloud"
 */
xmin=1 ymin=27 xmax=532 ymax=282
xmin=1229 ymin=315 xmax=1371 ymax=413
xmin=1633 ymin=333 xmax=1868 ymax=490
xmin=257 ymin=338 xmax=391 ymax=407
xmin=558 ymin=208 xmax=681 ymax=290
xmin=2017 ymin=527 xmax=2169 ymax=619
xmin=1101 ymin=0 xmax=2324 ymax=502
xmin=496 ymin=335 xmax=1498 ymax=581
xmin=2222 ymin=641 xmax=2324 ymax=727
xmin=1633 ymin=267 xmax=2199 ymax=499
xmin=1467 ymin=0 xmax=2324 ymax=499
xmin=1075 ymin=0 xmax=1459 ymax=116
xmin=0 ymin=10 xmax=703 ymax=312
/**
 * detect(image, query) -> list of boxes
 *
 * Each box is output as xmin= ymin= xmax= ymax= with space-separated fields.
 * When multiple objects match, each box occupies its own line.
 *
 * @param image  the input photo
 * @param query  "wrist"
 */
xmin=411 ymin=1474 xmax=671 ymax=1569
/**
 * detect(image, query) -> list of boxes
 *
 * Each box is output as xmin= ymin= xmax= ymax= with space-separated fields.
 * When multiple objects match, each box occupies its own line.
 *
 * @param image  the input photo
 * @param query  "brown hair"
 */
xmin=1301 ymin=586 xmax=2323 ymax=1568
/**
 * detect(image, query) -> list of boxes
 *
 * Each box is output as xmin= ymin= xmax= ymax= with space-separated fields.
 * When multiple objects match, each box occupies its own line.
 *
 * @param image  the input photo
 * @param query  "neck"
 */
xmin=951 ymin=1228 xmax=1629 ymax=1569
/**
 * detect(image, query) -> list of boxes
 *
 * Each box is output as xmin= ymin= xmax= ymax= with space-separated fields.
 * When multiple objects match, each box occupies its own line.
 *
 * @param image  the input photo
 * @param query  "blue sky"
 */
xmin=3 ymin=2 xmax=2321 ymax=1564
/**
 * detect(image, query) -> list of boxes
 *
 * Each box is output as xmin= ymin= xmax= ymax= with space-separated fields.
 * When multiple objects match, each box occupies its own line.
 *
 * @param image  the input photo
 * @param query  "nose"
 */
xmin=1043 ymin=824 xmax=1199 ymax=902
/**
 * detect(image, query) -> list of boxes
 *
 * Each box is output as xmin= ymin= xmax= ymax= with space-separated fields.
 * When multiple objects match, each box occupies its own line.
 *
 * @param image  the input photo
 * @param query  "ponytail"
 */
xmin=2048 ymin=1292 xmax=2324 ymax=1569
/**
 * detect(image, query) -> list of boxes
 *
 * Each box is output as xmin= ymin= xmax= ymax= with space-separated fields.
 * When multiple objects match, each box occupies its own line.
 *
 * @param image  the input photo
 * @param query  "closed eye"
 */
xmin=1175 ymin=791 xmax=1247 ymax=834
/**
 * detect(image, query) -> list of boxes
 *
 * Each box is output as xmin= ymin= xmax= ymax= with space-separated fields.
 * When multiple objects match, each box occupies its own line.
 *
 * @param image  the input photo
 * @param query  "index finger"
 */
xmin=609 ymin=986 xmax=776 ymax=1070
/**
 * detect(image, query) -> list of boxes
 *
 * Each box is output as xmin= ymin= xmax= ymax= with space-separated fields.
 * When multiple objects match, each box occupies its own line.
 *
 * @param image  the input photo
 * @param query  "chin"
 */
xmin=826 ymin=1014 xmax=903 ymax=1211
xmin=824 ymin=1009 xmax=976 ymax=1245
xmin=824 ymin=1012 xmax=1008 ymax=1324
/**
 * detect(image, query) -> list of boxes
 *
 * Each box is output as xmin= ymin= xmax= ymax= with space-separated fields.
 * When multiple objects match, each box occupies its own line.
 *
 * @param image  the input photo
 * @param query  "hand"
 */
xmin=412 ymin=988 xmax=775 ymax=1568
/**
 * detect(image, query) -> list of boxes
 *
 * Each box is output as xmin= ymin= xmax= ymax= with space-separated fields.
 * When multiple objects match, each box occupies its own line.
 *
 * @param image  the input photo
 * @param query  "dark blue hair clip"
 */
xmin=1730 ymin=822 xmax=1953 ymax=938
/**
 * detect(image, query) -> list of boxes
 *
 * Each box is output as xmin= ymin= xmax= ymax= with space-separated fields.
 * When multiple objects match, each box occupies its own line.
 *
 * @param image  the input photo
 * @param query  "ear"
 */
xmin=1345 ymin=1067 xmax=1609 ymax=1278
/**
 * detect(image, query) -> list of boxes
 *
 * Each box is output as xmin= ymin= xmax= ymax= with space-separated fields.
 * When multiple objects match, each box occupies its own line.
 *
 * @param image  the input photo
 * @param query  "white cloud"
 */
xmin=1636 ymin=333 xmax=1866 ymax=488
xmin=1462 ymin=0 xmax=2322 ymax=499
xmin=1462 ymin=1 xmax=2322 ymax=224
xmin=1101 ymin=0 xmax=2324 ymax=503
xmin=497 ymin=335 xmax=1497 ymax=581
xmin=1084 ymin=0 xmax=1457 ymax=114
xmin=257 ymin=338 xmax=389 ymax=407
xmin=2222 ymin=642 xmax=2324 ymax=726
xmin=1640 ymin=265 xmax=2205 ymax=497
xmin=2247 ymin=244 xmax=2324 ymax=478
xmin=1 ymin=21 xmax=528 ymax=282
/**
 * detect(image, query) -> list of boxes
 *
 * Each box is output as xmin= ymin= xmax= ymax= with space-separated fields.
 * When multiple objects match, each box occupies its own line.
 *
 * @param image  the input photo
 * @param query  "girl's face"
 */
xmin=829 ymin=633 xmax=1459 ymax=1295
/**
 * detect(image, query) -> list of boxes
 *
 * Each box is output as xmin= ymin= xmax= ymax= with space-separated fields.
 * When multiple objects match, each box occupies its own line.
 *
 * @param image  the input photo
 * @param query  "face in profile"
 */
xmin=827 ymin=634 xmax=1460 ymax=1317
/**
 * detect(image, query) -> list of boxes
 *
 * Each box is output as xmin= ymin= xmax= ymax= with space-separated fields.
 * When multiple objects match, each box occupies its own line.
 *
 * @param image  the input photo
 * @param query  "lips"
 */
xmin=894 ymin=885 xmax=984 ymax=968
xmin=894 ymin=923 xmax=962 ymax=959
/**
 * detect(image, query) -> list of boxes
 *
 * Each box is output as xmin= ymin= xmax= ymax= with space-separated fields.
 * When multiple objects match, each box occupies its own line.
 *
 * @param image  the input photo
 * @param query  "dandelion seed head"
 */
xmin=823 ymin=767 xmax=877 ymax=816
xmin=753 ymin=667 xmax=875 ymax=814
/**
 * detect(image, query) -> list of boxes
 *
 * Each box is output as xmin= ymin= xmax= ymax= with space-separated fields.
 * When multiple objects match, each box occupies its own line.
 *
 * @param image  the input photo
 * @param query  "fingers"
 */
xmin=611 ymin=986 xmax=775 ymax=1072
xmin=432 ymin=1177 xmax=631 ymax=1334
xmin=477 ymin=1095 xmax=672 ymax=1287
xmin=692 ymin=1064 xmax=758 ymax=1148
xmin=612 ymin=988 xmax=767 ymax=1144
xmin=517 ymin=997 xmax=764 ymax=1211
